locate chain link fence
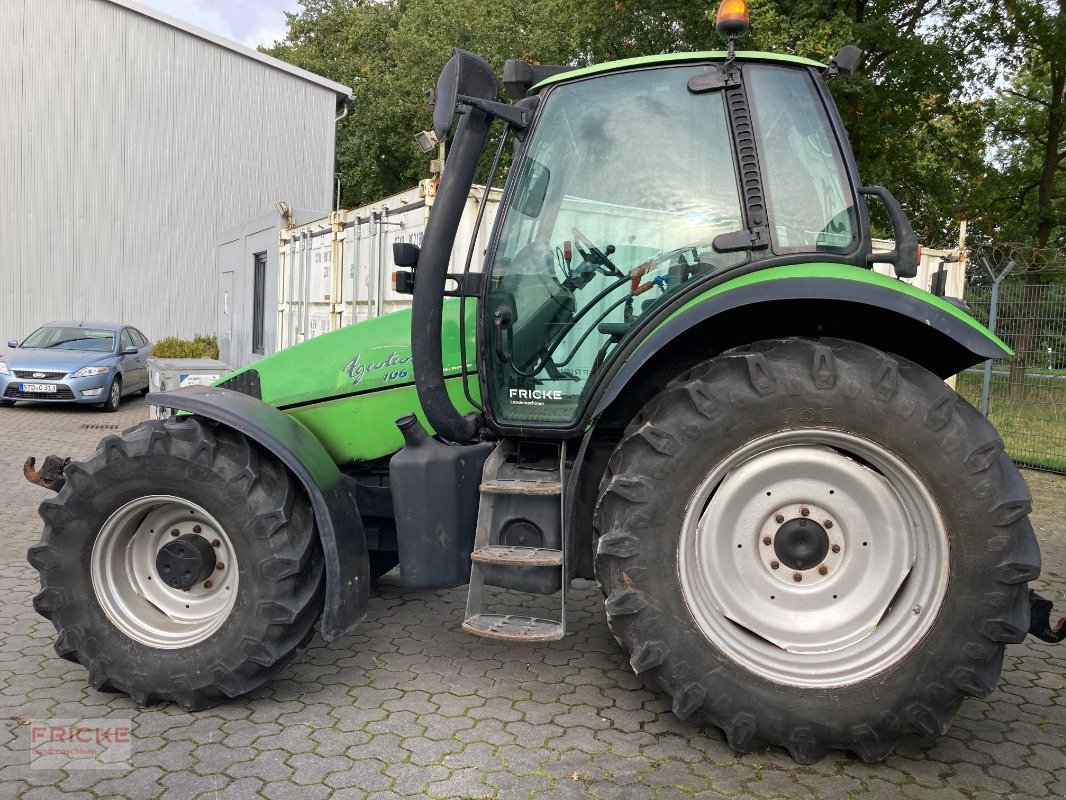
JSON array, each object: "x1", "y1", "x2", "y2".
[{"x1": 958, "y1": 243, "x2": 1066, "y2": 473}]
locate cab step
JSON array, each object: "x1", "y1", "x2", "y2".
[
  {"x1": 463, "y1": 440, "x2": 569, "y2": 642},
  {"x1": 461, "y1": 614, "x2": 565, "y2": 642},
  {"x1": 471, "y1": 545, "x2": 563, "y2": 567},
  {"x1": 479, "y1": 478, "x2": 562, "y2": 496}
]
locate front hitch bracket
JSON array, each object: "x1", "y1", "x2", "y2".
[
  {"x1": 24, "y1": 455, "x2": 71, "y2": 492},
  {"x1": 1029, "y1": 590, "x2": 1066, "y2": 643}
]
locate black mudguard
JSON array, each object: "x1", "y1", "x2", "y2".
[
  {"x1": 147, "y1": 386, "x2": 369, "y2": 641},
  {"x1": 594, "y1": 276, "x2": 1011, "y2": 417}
]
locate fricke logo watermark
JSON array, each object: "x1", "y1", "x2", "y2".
[{"x1": 28, "y1": 718, "x2": 132, "y2": 769}]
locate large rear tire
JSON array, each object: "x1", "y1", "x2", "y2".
[
  {"x1": 28, "y1": 416, "x2": 324, "y2": 710},
  {"x1": 594, "y1": 338, "x2": 1039, "y2": 763}
]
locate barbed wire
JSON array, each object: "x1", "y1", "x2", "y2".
[{"x1": 965, "y1": 242, "x2": 1066, "y2": 280}]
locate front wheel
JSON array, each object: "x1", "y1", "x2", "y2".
[
  {"x1": 100, "y1": 377, "x2": 121, "y2": 412},
  {"x1": 28, "y1": 417, "x2": 324, "y2": 709},
  {"x1": 594, "y1": 338, "x2": 1039, "y2": 763}
]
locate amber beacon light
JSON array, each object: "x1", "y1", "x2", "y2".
[{"x1": 716, "y1": 0, "x2": 751, "y2": 37}]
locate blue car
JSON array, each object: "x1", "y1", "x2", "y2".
[{"x1": 1, "y1": 321, "x2": 152, "y2": 412}]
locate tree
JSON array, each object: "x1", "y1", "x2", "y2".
[{"x1": 976, "y1": 0, "x2": 1065, "y2": 397}]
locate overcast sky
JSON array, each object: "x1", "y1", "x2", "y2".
[{"x1": 135, "y1": 0, "x2": 300, "y2": 49}]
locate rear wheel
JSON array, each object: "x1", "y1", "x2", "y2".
[
  {"x1": 28, "y1": 416, "x2": 324, "y2": 709},
  {"x1": 594, "y1": 338, "x2": 1039, "y2": 763}
]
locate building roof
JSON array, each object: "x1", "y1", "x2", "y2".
[
  {"x1": 532, "y1": 50, "x2": 825, "y2": 92},
  {"x1": 104, "y1": 0, "x2": 351, "y2": 100}
]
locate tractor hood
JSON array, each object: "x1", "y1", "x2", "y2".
[{"x1": 213, "y1": 300, "x2": 479, "y2": 463}]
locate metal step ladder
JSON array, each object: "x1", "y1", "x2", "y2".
[{"x1": 462, "y1": 440, "x2": 568, "y2": 642}]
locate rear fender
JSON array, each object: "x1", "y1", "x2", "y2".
[
  {"x1": 594, "y1": 268, "x2": 1010, "y2": 418},
  {"x1": 146, "y1": 385, "x2": 369, "y2": 641}
]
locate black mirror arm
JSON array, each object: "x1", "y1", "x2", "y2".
[
  {"x1": 859, "y1": 186, "x2": 920, "y2": 279},
  {"x1": 456, "y1": 95, "x2": 528, "y2": 130}
]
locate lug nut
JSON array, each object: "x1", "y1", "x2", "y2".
[
  {"x1": 770, "y1": 560, "x2": 780, "y2": 570},
  {"x1": 774, "y1": 514, "x2": 784, "y2": 524},
  {"x1": 762, "y1": 536, "x2": 772, "y2": 546},
  {"x1": 193, "y1": 524, "x2": 202, "y2": 533},
  {"x1": 170, "y1": 528, "x2": 179, "y2": 537},
  {"x1": 913, "y1": 606, "x2": 921, "y2": 616},
  {"x1": 824, "y1": 520, "x2": 833, "y2": 529},
  {"x1": 800, "y1": 507, "x2": 810, "y2": 517},
  {"x1": 793, "y1": 573, "x2": 803, "y2": 582},
  {"x1": 831, "y1": 544, "x2": 841, "y2": 553},
  {"x1": 211, "y1": 539, "x2": 221, "y2": 548},
  {"x1": 204, "y1": 580, "x2": 213, "y2": 589},
  {"x1": 216, "y1": 562, "x2": 224, "y2": 571},
  {"x1": 818, "y1": 565, "x2": 828, "y2": 576}
]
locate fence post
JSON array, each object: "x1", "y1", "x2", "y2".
[{"x1": 980, "y1": 257, "x2": 1015, "y2": 416}]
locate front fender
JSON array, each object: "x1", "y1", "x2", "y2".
[
  {"x1": 146, "y1": 385, "x2": 369, "y2": 641},
  {"x1": 594, "y1": 265, "x2": 1009, "y2": 417}
]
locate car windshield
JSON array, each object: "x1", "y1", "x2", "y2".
[{"x1": 22, "y1": 327, "x2": 116, "y2": 352}]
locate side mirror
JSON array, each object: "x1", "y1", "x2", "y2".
[
  {"x1": 122, "y1": 346, "x2": 139, "y2": 355},
  {"x1": 432, "y1": 49, "x2": 499, "y2": 142},
  {"x1": 512, "y1": 157, "x2": 551, "y2": 218},
  {"x1": 6, "y1": 340, "x2": 17, "y2": 349},
  {"x1": 828, "y1": 45, "x2": 863, "y2": 77},
  {"x1": 859, "y1": 186, "x2": 920, "y2": 279}
]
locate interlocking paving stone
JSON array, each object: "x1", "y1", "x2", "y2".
[{"x1": 0, "y1": 398, "x2": 1063, "y2": 797}]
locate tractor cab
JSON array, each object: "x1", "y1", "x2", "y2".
[{"x1": 403, "y1": 4, "x2": 916, "y2": 442}]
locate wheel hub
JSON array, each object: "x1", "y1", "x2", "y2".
[
  {"x1": 773, "y1": 517, "x2": 829, "y2": 571},
  {"x1": 156, "y1": 534, "x2": 216, "y2": 590},
  {"x1": 678, "y1": 431, "x2": 949, "y2": 688},
  {"x1": 90, "y1": 495, "x2": 238, "y2": 648}
]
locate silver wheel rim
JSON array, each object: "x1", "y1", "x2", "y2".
[
  {"x1": 90, "y1": 495, "x2": 238, "y2": 648},
  {"x1": 678, "y1": 430, "x2": 949, "y2": 688},
  {"x1": 109, "y1": 381, "x2": 120, "y2": 404}
]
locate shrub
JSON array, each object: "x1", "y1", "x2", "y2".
[{"x1": 150, "y1": 334, "x2": 220, "y2": 359}]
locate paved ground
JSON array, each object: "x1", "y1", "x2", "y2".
[{"x1": 0, "y1": 398, "x2": 1063, "y2": 799}]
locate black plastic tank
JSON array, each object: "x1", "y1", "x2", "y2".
[{"x1": 388, "y1": 414, "x2": 494, "y2": 588}]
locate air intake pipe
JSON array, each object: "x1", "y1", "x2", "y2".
[{"x1": 411, "y1": 50, "x2": 497, "y2": 443}]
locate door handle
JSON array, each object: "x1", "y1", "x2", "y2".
[{"x1": 493, "y1": 306, "x2": 513, "y2": 363}]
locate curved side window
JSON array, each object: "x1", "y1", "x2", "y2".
[{"x1": 746, "y1": 65, "x2": 857, "y2": 255}]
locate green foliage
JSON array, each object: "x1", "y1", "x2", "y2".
[
  {"x1": 150, "y1": 335, "x2": 220, "y2": 359},
  {"x1": 262, "y1": 0, "x2": 1061, "y2": 253}
]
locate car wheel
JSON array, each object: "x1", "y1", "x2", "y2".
[
  {"x1": 140, "y1": 386, "x2": 150, "y2": 397},
  {"x1": 101, "y1": 377, "x2": 122, "y2": 412}
]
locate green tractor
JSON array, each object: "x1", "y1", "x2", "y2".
[{"x1": 28, "y1": 3, "x2": 1059, "y2": 763}]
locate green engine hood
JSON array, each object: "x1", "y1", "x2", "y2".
[{"x1": 217, "y1": 299, "x2": 479, "y2": 463}]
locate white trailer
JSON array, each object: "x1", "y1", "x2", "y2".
[{"x1": 276, "y1": 181, "x2": 501, "y2": 351}]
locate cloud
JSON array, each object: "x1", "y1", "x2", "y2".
[{"x1": 134, "y1": 0, "x2": 299, "y2": 48}]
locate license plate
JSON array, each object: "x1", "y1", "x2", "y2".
[{"x1": 20, "y1": 383, "x2": 57, "y2": 393}]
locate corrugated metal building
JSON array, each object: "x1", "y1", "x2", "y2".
[{"x1": 0, "y1": 0, "x2": 350, "y2": 343}]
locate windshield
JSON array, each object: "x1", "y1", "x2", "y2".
[
  {"x1": 22, "y1": 326, "x2": 116, "y2": 352},
  {"x1": 486, "y1": 62, "x2": 856, "y2": 426}
]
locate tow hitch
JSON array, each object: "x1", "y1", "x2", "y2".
[
  {"x1": 1029, "y1": 590, "x2": 1066, "y2": 643},
  {"x1": 23, "y1": 455, "x2": 70, "y2": 492}
]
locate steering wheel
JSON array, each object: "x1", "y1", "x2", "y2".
[{"x1": 571, "y1": 226, "x2": 624, "y2": 278}]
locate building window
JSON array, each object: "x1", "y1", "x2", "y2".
[{"x1": 252, "y1": 252, "x2": 267, "y2": 355}]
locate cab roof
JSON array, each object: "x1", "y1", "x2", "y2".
[{"x1": 531, "y1": 50, "x2": 825, "y2": 92}]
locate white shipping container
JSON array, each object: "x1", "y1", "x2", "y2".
[{"x1": 277, "y1": 181, "x2": 501, "y2": 349}]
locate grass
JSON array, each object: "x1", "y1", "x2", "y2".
[{"x1": 956, "y1": 370, "x2": 1066, "y2": 473}]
